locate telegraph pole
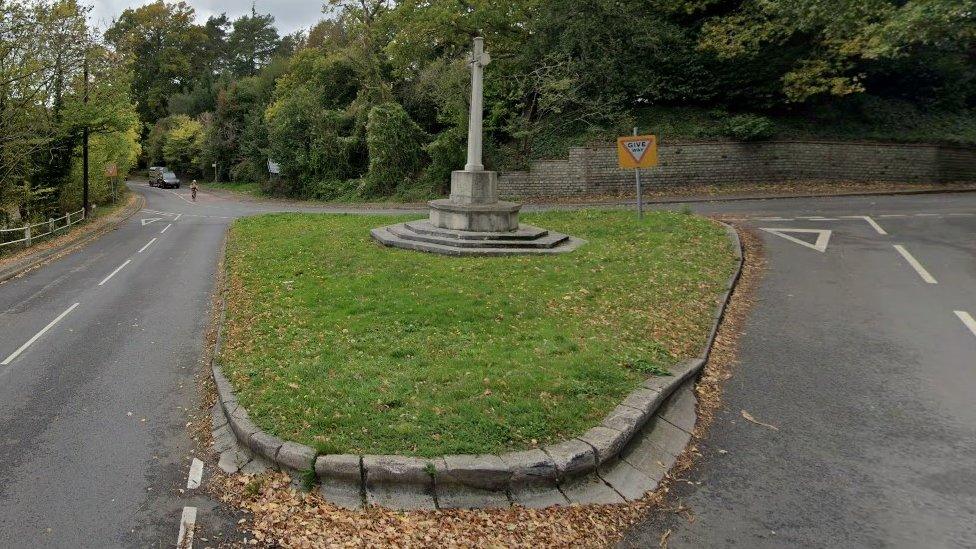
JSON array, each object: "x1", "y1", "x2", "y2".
[{"x1": 82, "y1": 51, "x2": 90, "y2": 218}]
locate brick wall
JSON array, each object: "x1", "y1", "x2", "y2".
[{"x1": 496, "y1": 140, "x2": 976, "y2": 198}]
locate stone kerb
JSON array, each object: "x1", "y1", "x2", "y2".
[{"x1": 211, "y1": 223, "x2": 744, "y2": 509}]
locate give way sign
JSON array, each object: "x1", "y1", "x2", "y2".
[{"x1": 617, "y1": 135, "x2": 658, "y2": 168}]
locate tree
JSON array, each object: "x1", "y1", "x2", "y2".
[
  {"x1": 104, "y1": 1, "x2": 208, "y2": 124},
  {"x1": 162, "y1": 114, "x2": 203, "y2": 176},
  {"x1": 226, "y1": 7, "x2": 281, "y2": 77},
  {"x1": 698, "y1": 0, "x2": 976, "y2": 103},
  {"x1": 1, "y1": 0, "x2": 139, "y2": 223}
]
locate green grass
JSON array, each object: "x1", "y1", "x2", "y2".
[
  {"x1": 201, "y1": 180, "x2": 264, "y2": 197},
  {"x1": 220, "y1": 210, "x2": 737, "y2": 456}
]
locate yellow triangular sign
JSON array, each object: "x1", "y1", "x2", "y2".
[{"x1": 617, "y1": 135, "x2": 658, "y2": 168}]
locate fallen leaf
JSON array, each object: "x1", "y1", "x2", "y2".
[{"x1": 741, "y1": 410, "x2": 778, "y2": 430}]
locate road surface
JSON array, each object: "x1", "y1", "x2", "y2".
[{"x1": 624, "y1": 192, "x2": 976, "y2": 548}]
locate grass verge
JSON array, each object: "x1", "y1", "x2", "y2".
[
  {"x1": 200, "y1": 180, "x2": 264, "y2": 197},
  {"x1": 221, "y1": 210, "x2": 737, "y2": 456}
]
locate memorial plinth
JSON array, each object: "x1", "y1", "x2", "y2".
[{"x1": 372, "y1": 38, "x2": 583, "y2": 256}]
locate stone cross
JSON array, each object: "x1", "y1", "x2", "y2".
[{"x1": 465, "y1": 37, "x2": 491, "y2": 172}]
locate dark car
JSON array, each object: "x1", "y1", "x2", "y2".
[{"x1": 159, "y1": 171, "x2": 181, "y2": 189}]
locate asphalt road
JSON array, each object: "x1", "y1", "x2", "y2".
[
  {"x1": 624, "y1": 192, "x2": 976, "y2": 548},
  {"x1": 1, "y1": 183, "x2": 974, "y2": 547},
  {"x1": 0, "y1": 182, "x2": 415, "y2": 548}
]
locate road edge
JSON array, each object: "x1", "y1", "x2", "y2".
[
  {"x1": 0, "y1": 193, "x2": 145, "y2": 284},
  {"x1": 209, "y1": 219, "x2": 745, "y2": 509}
]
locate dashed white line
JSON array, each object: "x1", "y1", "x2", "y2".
[
  {"x1": 98, "y1": 260, "x2": 132, "y2": 286},
  {"x1": 176, "y1": 506, "x2": 197, "y2": 548},
  {"x1": 893, "y1": 245, "x2": 937, "y2": 284},
  {"x1": 2, "y1": 303, "x2": 80, "y2": 365},
  {"x1": 955, "y1": 311, "x2": 976, "y2": 338},
  {"x1": 915, "y1": 213, "x2": 939, "y2": 217},
  {"x1": 138, "y1": 238, "x2": 157, "y2": 253},
  {"x1": 143, "y1": 209, "x2": 176, "y2": 217},
  {"x1": 161, "y1": 223, "x2": 172, "y2": 234},
  {"x1": 174, "y1": 213, "x2": 183, "y2": 221},
  {"x1": 187, "y1": 458, "x2": 204, "y2": 489},
  {"x1": 878, "y1": 214, "x2": 908, "y2": 218}
]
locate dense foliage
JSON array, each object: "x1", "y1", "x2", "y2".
[
  {"x1": 1, "y1": 0, "x2": 140, "y2": 228},
  {"x1": 112, "y1": 0, "x2": 975, "y2": 200},
  {"x1": 2, "y1": 1, "x2": 972, "y2": 212}
]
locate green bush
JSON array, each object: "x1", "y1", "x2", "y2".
[
  {"x1": 162, "y1": 115, "x2": 204, "y2": 175},
  {"x1": 361, "y1": 102, "x2": 427, "y2": 198},
  {"x1": 419, "y1": 127, "x2": 465, "y2": 195},
  {"x1": 722, "y1": 114, "x2": 776, "y2": 141},
  {"x1": 265, "y1": 89, "x2": 358, "y2": 198}
]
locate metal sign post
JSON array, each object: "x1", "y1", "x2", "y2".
[
  {"x1": 633, "y1": 127, "x2": 643, "y2": 219},
  {"x1": 616, "y1": 130, "x2": 658, "y2": 221}
]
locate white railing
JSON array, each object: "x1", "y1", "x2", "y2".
[{"x1": 0, "y1": 208, "x2": 86, "y2": 250}]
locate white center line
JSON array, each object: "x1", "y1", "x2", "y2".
[
  {"x1": 2, "y1": 303, "x2": 80, "y2": 365},
  {"x1": 174, "y1": 213, "x2": 183, "y2": 221},
  {"x1": 955, "y1": 311, "x2": 976, "y2": 338},
  {"x1": 187, "y1": 458, "x2": 204, "y2": 489},
  {"x1": 99, "y1": 259, "x2": 132, "y2": 286},
  {"x1": 138, "y1": 238, "x2": 157, "y2": 253},
  {"x1": 176, "y1": 506, "x2": 197, "y2": 548},
  {"x1": 879, "y1": 214, "x2": 907, "y2": 218},
  {"x1": 161, "y1": 223, "x2": 172, "y2": 234},
  {"x1": 893, "y1": 245, "x2": 937, "y2": 284}
]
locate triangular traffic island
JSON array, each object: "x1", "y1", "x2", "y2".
[
  {"x1": 760, "y1": 228, "x2": 832, "y2": 252},
  {"x1": 371, "y1": 38, "x2": 584, "y2": 257}
]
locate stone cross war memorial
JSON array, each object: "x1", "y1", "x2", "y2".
[{"x1": 371, "y1": 37, "x2": 584, "y2": 256}]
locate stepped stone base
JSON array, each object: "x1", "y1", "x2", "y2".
[
  {"x1": 373, "y1": 169, "x2": 583, "y2": 256},
  {"x1": 371, "y1": 220, "x2": 585, "y2": 256},
  {"x1": 429, "y1": 198, "x2": 521, "y2": 232}
]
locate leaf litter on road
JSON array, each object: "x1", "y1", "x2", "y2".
[{"x1": 740, "y1": 410, "x2": 779, "y2": 431}]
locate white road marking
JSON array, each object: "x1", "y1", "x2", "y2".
[
  {"x1": 140, "y1": 208, "x2": 231, "y2": 220},
  {"x1": 138, "y1": 238, "x2": 157, "y2": 253},
  {"x1": 893, "y1": 245, "x2": 937, "y2": 284},
  {"x1": 98, "y1": 260, "x2": 132, "y2": 286},
  {"x1": 840, "y1": 215, "x2": 888, "y2": 235},
  {"x1": 161, "y1": 224, "x2": 172, "y2": 234},
  {"x1": 142, "y1": 209, "x2": 177, "y2": 217},
  {"x1": 760, "y1": 228, "x2": 832, "y2": 252},
  {"x1": 915, "y1": 213, "x2": 939, "y2": 217},
  {"x1": 176, "y1": 506, "x2": 197, "y2": 548},
  {"x1": 955, "y1": 311, "x2": 976, "y2": 338},
  {"x1": 797, "y1": 216, "x2": 839, "y2": 221},
  {"x1": 2, "y1": 303, "x2": 80, "y2": 365},
  {"x1": 879, "y1": 214, "x2": 907, "y2": 218},
  {"x1": 169, "y1": 190, "x2": 196, "y2": 205},
  {"x1": 174, "y1": 213, "x2": 183, "y2": 221},
  {"x1": 946, "y1": 213, "x2": 975, "y2": 217},
  {"x1": 187, "y1": 458, "x2": 204, "y2": 489},
  {"x1": 756, "y1": 217, "x2": 793, "y2": 221},
  {"x1": 141, "y1": 218, "x2": 163, "y2": 226}
]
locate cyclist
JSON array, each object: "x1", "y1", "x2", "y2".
[{"x1": 190, "y1": 180, "x2": 198, "y2": 201}]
